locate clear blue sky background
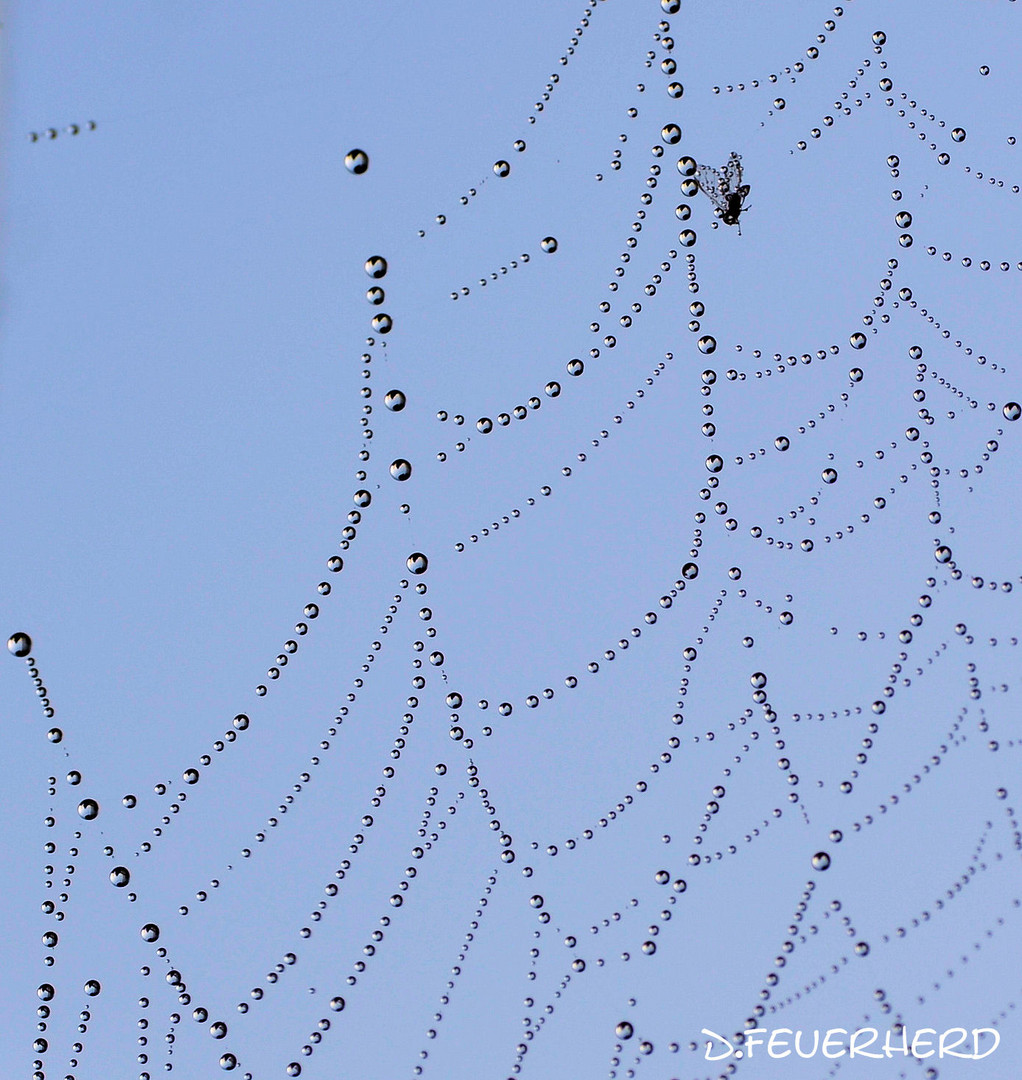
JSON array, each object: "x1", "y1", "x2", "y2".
[{"x1": 3, "y1": 2, "x2": 1022, "y2": 1078}]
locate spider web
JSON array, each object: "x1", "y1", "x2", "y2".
[{"x1": 3, "y1": 2, "x2": 1022, "y2": 1078}]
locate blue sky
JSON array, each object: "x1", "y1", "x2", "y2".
[{"x1": 3, "y1": 3, "x2": 1022, "y2": 1078}]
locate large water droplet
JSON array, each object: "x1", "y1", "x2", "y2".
[
  {"x1": 390, "y1": 459, "x2": 412, "y2": 481},
  {"x1": 541, "y1": 236, "x2": 558, "y2": 253},
  {"x1": 811, "y1": 851, "x2": 831, "y2": 871},
  {"x1": 384, "y1": 389, "x2": 406, "y2": 411},
  {"x1": 344, "y1": 149, "x2": 369, "y2": 174},
  {"x1": 7, "y1": 631, "x2": 31, "y2": 656},
  {"x1": 407, "y1": 552, "x2": 428, "y2": 574},
  {"x1": 78, "y1": 798, "x2": 99, "y2": 820},
  {"x1": 364, "y1": 255, "x2": 387, "y2": 278}
]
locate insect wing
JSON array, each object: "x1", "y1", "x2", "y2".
[
  {"x1": 722, "y1": 152, "x2": 744, "y2": 190},
  {"x1": 695, "y1": 164, "x2": 729, "y2": 213}
]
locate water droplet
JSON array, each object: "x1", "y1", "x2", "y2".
[
  {"x1": 681, "y1": 562, "x2": 699, "y2": 580},
  {"x1": 140, "y1": 923, "x2": 160, "y2": 942},
  {"x1": 220, "y1": 1055, "x2": 237, "y2": 1071},
  {"x1": 849, "y1": 332, "x2": 866, "y2": 349},
  {"x1": 661, "y1": 123, "x2": 681, "y2": 144},
  {"x1": 390, "y1": 459, "x2": 412, "y2": 481},
  {"x1": 344, "y1": 149, "x2": 369, "y2": 174},
  {"x1": 697, "y1": 336, "x2": 716, "y2": 354},
  {"x1": 811, "y1": 851, "x2": 831, "y2": 871},
  {"x1": 617, "y1": 1021, "x2": 635, "y2": 1039},
  {"x1": 854, "y1": 941, "x2": 870, "y2": 956},
  {"x1": 384, "y1": 389, "x2": 406, "y2": 411},
  {"x1": 951, "y1": 128, "x2": 966, "y2": 143},
  {"x1": 78, "y1": 799, "x2": 99, "y2": 820},
  {"x1": 84, "y1": 979, "x2": 101, "y2": 996},
  {"x1": 541, "y1": 236, "x2": 558, "y2": 253},
  {"x1": 364, "y1": 255, "x2": 387, "y2": 278},
  {"x1": 38, "y1": 983, "x2": 55, "y2": 1001},
  {"x1": 774, "y1": 436, "x2": 790, "y2": 451},
  {"x1": 407, "y1": 552, "x2": 428, "y2": 574},
  {"x1": 330, "y1": 996, "x2": 345, "y2": 1011},
  {"x1": 1002, "y1": 402, "x2": 1020, "y2": 421},
  {"x1": 7, "y1": 631, "x2": 31, "y2": 656},
  {"x1": 493, "y1": 160, "x2": 510, "y2": 177},
  {"x1": 872, "y1": 30, "x2": 887, "y2": 45},
  {"x1": 822, "y1": 468, "x2": 837, "y2": 484},
  {"x1": 110, "y1": 866, "x2": 130, "y2": 887},
  {"x1": 371, "y1": 313, "x2": 392, "y2": 334}
]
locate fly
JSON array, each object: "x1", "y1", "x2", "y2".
[{"x1": 696, "y1": 152, "x2": 751, "y2": 234}]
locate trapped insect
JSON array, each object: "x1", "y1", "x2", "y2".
[{"x1": 696, "y1": 152, "x2": 751, "y2": 233}]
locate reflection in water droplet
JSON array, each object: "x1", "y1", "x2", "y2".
[
  {"x1": 849, "y1": 332, "x2": 866, "y2": 349},
  {"x1": 617, "y1": 1021, "x2": 634, "y2": 1039},
  {"x1": 7, "y1": 631, "x2": 31, "y2": 656},
  {"x1": 371, "y1": 313, "x2": 393, "y2": 334},
  {"x1": 390, "y1": 459, "x2": 412, "y2": 481},
  {"x1": 84, "y1": 979, "x2": 101, "y2": 996},
  {"x1": 493, "y1": 160, "x2": 510, "y2": 177},
  {"x1": 384, "y1": 389, "x2": 406, "y2": 411},
  {"x1": 1003, "y1": 402, "x2": 1020, "y2": 421},
  {"x1": 78, "y1": 799, "x2": 99, "y2": 820},
  {"x1": 140, "y1": 923, "x2": 160, "y2": 942},
  {"x1": 407, "y1": 552, "x2": 428, "y2": 574},
  {"x1": 364, "y1": 255, "x2": 387, "y2": 279},
  {"x1": 110, "y1": 866, "x2": 130, "y2": 887},
  {"x1": 344, "y1": 149, "x2": 369, "y2": 174},
  {"x1": 811, "y1": 851, "x2": 831, "y2": 871},
  {"x1": 540, "y1": 236, "x2": 558, "y2": 254},
  {"x1": 697, "y1": 336, "x2": 716, "y2": 354}
]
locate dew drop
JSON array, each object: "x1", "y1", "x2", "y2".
[
  {"x1": 364, "y1": 255, "x2": 388, "y2": 279},
  {"x1": 78, "y1": 799, "x2": 99, "y2": 820},
  {"x1": 7, "y1": 631, "x2": 31, "y2": 656},
  {"x1": 390, "y1": 459, "x2": 412, "y2": 481},
  {"x1": 344, "y1": 149, "x2": 369, "y2": 174},
  {"x1": 541, "y1": 236, "x2": 558, "y2": 253},
  {"x1": 697, "y1": 335, "x2": 716, "y2": 354},
  {"x1": 407, "y1": 552, "x2": 429, "y2": 574},
  {"x1": 811, "y1": 851, "x2": 831, "y2": 871}
]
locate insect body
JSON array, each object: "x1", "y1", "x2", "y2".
[{"x1": 696, "y1": 152, "x2": 751, "y2": 233}]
